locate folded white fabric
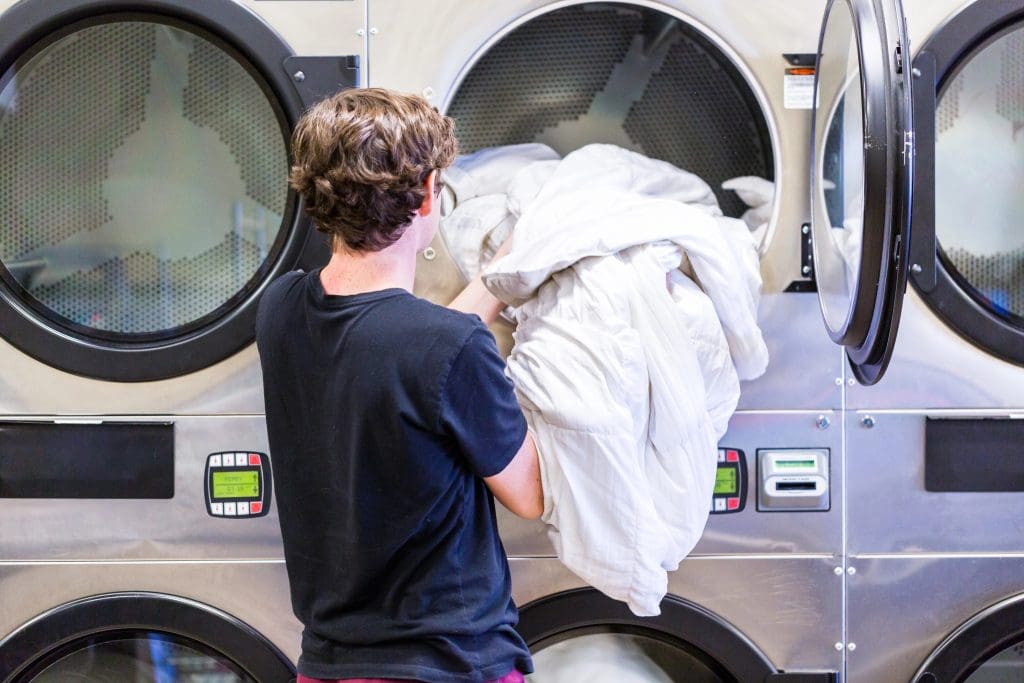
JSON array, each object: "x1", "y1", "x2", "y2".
[{"x1": 483, "y1": 144, "x2": 768, "y2": 616}]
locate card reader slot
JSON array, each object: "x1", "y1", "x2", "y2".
[{"x1": 776, "y1": 481, "x2": 817, "y2": 491}]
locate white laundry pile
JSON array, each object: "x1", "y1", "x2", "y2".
[{"x1": 443, "y1": 144, "x2": 769, "y2": 616}]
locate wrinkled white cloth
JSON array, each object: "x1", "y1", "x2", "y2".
[
  {"x1": 722, "y1": 175, "x2": 774, "y2": 254},
  {"x1": 441, "y1": 144, "x2": 560, "y2": 280},
  {"x1": 482, "y1": 145, "x2": 768, "y2": 617}
]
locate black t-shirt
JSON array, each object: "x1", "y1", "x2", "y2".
[{"x1": 255, "y1": 269, "x2": 533, "y2": 682}]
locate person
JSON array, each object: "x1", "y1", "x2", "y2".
[{"x1": 255, "y1": 87, "x2": 542, "y2": 683}]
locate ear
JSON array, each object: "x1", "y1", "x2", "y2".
[{"x1": 417, "y1": 170, "x2": 437, "y2": 217}]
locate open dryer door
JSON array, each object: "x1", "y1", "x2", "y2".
[{"x1": 810, "y1": 0, "x2": 914, "y2": 385}]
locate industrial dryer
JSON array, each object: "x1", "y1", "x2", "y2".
[
  {"x1": 808, "y1": 0, "x2": 1024, "y2": 680},
  {"x1": 0, "y1": 0, "x2": 362, "y2": 678},
  {"x1": 372, "y1": 1, "x2": 845, "y2": 679}
]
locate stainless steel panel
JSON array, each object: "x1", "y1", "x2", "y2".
[
  {"x1": 0, "y1": 341, "x2": 266, "y2": 416},
  {"x1": 847, "y1": 410, "x2": 1024, "y2": 555},
  {"x1": 239, "y1": 0, "x2": 366, "y2": 81},
  {"x1": 0, "y1": 561, "x2": 301, "y2": 665},
  {"x1": 849, "y1": 291, "x2": 1024, "y2": 410},
  {"x1": 510, "y1": 555, "x2": 843, "y2": 672},
  {"x1": 499, "y1": 410, "x2": 842, "y2": 557},
  {"x1": 846, "y1": 555, "x2": 1024, "y2": 683},
  {"x1": 0, "y1": 416, "x2": 284, "y2": 561},
  {"x1": 737, "y1": 293, "x2": 843, "y2": 410}
]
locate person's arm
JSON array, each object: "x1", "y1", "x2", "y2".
[
  {"x1": 484, "y1": 431, "x2": 542, "y2": 519},
  {"x1": 447, "y1": 235, "x2": 512, "y2": 325}
]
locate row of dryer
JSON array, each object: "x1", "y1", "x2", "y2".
[{"x1": 0, "y1": 0, "x2": 1021, "y2": 681}]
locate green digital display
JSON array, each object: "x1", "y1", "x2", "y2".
[
  {"x1": 777, "y1": 460, "x2": 815, "y2": 469},
  {"x1": 714, "y1": 467, "x2": 737, "y2": 495},
  {"x1": 212, "y1": 470, "x2": 259, "y2": 500}
]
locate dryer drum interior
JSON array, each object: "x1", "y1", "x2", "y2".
[{"x1": 444, "y1": 2, "x2": 775, "y2": 220}]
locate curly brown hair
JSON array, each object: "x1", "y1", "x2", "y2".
[{"x1": 288, "y1": 88, "x2": 458, "y2": 252}]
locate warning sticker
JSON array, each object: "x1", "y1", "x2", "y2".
[{"x1": 784, "y1": 67, "x2": 816, "y2": 110}]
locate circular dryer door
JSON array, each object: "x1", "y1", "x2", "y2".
[
  {"x1": 0, "y1": 593, "x2": 294, "y2": 681},
  {"x1": 810, "y1": 0, "x2": 914, "y2": 385},
  {"x1": 516, "y1": 589, "x2": 777, "y2": 682},
  {"x1": 0, "y1": 0, "x2": 335, "y2": 382},
  {"x1": 914, "y1": 593, "x2": 1024, "y2": 682},
  {"x1": 908, "y1": 0, "x2": 1024, "y2": 367}
]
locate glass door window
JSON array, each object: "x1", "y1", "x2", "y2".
[
  {"x1": 29, "y1": 632, "x2": 254, "y2": 682},
  {"x1": 528, "y1": 631, "x2": 729, "y2": 682},
  {"x1": 0, "y1": 20, "x2": 289, "y2": 340},
  {"x1": 934, "y1": 27, "x2": 1024, "y2": 328}
]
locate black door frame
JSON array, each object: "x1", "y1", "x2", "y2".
[{"x1": 0, "y1": 592, "x2": 296, "y2": 682}]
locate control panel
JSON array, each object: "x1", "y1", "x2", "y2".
[
  {"x1": 757, "y1": 449, "x2": 830, "y2": 512},
  {"x1": 205, "y1": 451, "x2": 271, "y2": 518},
  {"x1": 710, "y1": 448, "x2": 747, "y2": 514}
]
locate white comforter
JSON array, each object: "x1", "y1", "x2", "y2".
[{"x1": 469, "y1": 144, "x2": 768, "y2": 616}]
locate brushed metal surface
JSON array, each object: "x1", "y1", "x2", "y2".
[
  {"x1": 847, "y1": 410, "x2": 1024, "y2": 555},
  {"x1": 846, "y1": 555, "x2": 1024, "y2": 683},
  {"x1": 0, "y1": 561, "x2": 302, "y2": 666},
  {"x1": 510, "y1": 555, "x2": 843, "y2": 673},
  {"x1": 848, "y1": 290, "x2": 1024, "y2": 410},
  {"x1": 498, "y1": 410, "x2": 843, "y2": 557},
  {"x1": 0, "y1": 416, "x2": 285, "y2": 561}
]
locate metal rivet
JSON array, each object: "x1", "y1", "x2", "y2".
[
  {"x1": 911, "y1": 263, "x2": 923, "y2": 274},
  {"x1": 912, "y1": 67, "x2": 922, "y2": 77},
  {"x1": 848, "y1": 378, "x2": 856, "y2": 386},
  {"x1": 861, "y1": 415, "x2": 876, "y2": 428},
  {"x1": 292, "y1": 71, "x2": 305, "y2": 82},
  {"x1": 833, "y1": 566, "x2": 843, "y2": 576},
  {"x1": 369, "y1": 27, "x2": 379, "y2": 35},
  {"x1": 422, "y1": 87, "x2": 435, "y2": 100},
  {"x1": 802, "y1": 265, "x2": 811, "y2": 275},
  {"x1": 834, "y1": 642, "x2": 844, "y2": 652},
  {"x1": 816, "y1": 415, "x2": 831, "y2": 430},
  {"x1": 847, "y1": 566, "x2": 856, "y2": 575},
  {"x1": 356, "y1": 28, "x2": 366, "y2": 36},
  {"x1": 802, "y1": 224, "x2": 810, "y2": 235},
  {"x1": 835, "y1": 377, "x2": 843, "y2": 386},
  {"x1": 848, "y1": 643, "x2": 857, "y2": 652},
  {"x1": 422, "y1": 247, "x2": 437, "y2": 261}
]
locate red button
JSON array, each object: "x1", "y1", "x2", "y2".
[
  {"x1": 726, "y1": 450, "x2": 739, "y2": 462},
  {"x1": 249, "y1": 454, "x2": 261, "y2": 466},
  {"x1": 249, "y1": 502, "x2": 263, "y2": 514},
  {"x1": 727, "y1": 498, "x2": 740, "y2": 510}
]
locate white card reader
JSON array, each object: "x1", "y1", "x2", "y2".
[{"x1": 757, "y1": 449, "x2": 829, "y2": 511}]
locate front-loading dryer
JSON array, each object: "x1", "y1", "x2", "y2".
[
  {"x1": 0, "y1": 0, "x2": 364, "y2": 679},
  {"x1": 370, "y1": 1, "x2": 845, "y2": 679},
  {"x1": 807, "y1": 0, "x2": 1024, "y2": 679}
]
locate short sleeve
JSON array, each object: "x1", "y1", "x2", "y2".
[{"x1": 440, "y1": 326, "x2": 527, "y2": 478}]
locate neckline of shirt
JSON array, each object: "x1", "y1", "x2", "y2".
[{"x1": 308, "y1": 268, "x2": 410, "y2": 308}]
